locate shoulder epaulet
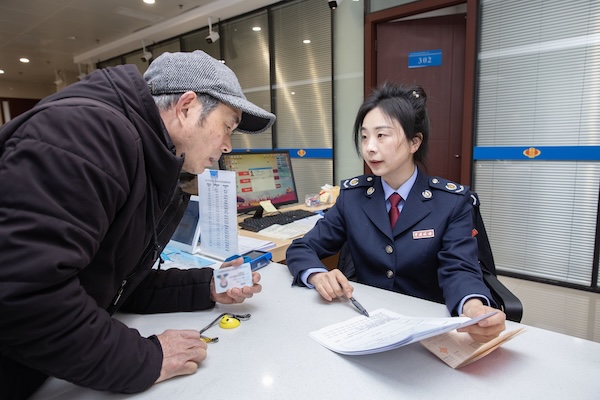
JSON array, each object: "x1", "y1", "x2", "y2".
[
  {"x1": 340, "y1": 175, "x2": 375, "y2": 190},
  {"x1": 429, "y1": 176, "x2": 469, "y2": 195}
]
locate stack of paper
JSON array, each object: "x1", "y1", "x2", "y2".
[
  {"x1": 309, "y1": 308, "x2": 497, "y2": 356},
  {"x1": 257, "y1": 214, "x2": 323, "y2": 239},
  {"x1": 238, "y1": 234, "x2": 275, "y2": 254}
]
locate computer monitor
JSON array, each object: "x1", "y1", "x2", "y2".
[
  {"x1": 167, "y1": 195, "x2": 202, "y2": 254},
  {"x1": 219, "y1": 150, "x2": 299, "y2": 217}
]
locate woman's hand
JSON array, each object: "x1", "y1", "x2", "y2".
[
  {"x1": 458, "y1": 298, "x2": 506, "y2": 342},
  {"x1": 308, "y1": 269, "x2": 354, "y2": 301}
]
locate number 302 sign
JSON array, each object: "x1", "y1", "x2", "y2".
[{"x1": 408, "y1": 49, "x2": 442, "y2": 69}]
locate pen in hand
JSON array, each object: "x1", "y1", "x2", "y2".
[{"x1": 350, "y1": 297, "x2": 370, "y2": 317}]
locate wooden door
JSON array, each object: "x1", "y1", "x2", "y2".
[{"x1": 375, "y1": 13, "x2": 466, "y2": 184}]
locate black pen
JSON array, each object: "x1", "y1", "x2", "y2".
[{"x1": 350, "y1": 297, "x2": 370, "y2": 317}]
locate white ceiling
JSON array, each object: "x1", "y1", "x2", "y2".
[{"x1": 0, "y1": 0, "x2": 280, "y2": 85}]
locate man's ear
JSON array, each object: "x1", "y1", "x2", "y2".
[{"x1": 175, "y1": 91, "x2": 198, "y2": 122}]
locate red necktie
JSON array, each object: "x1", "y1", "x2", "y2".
[{"x1": 388, "y1": 192, "x2": 402, "y2": 228}]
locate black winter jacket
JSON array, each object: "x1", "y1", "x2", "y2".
[{"x1": 0, "y1": 65, "x2": 216, "y2": 398}]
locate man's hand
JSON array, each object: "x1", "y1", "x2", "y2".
[
  {"x1": 155, "y1": 329, "x2": 208, "y2": 384},
  {"x1": 457, "y1": 298, "x2": 506, "y2": 342},
  {"x1": 307, "y1": 269, "x2": 353, "y2": 301},
  {"x1": 210, "y1": 257, "x2": 262, "y2": 304}
]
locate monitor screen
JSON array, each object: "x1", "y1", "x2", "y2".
[
  {"x1": 219, "y1": 150, "x2": 299, "y2": 213},
  {"x1": 168, "y1": 195, "x2": 201, "y2": 254}
]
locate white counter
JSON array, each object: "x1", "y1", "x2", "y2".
[{"x1": 33, "y1": 262, "x2": 599, "y2": 399}]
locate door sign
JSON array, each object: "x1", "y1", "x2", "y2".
[{"x1": 408, "y1": 49, "x2": 442, "y2": 68}]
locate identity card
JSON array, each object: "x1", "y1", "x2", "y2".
[{"x1": 213, "y1": 263, "x2": 253, "y2": 294}]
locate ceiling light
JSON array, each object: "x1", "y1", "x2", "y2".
[
  {"x1": 0, "y1": 70, "x2": 4, "y2": 74},
  {"x1": 252, "y1": 27, "x2": 261, "y2": 31},
  {"x1": 143, "y1": 0, "x2": 155, "y2": 4},
  {"x1": 20, "y1": 58, "x2": 30, "y2": 63},
  {"x1": 303, "y1": 39, "x2": 311, "y2": 44}
]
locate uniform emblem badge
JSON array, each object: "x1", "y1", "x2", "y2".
[
  {"x1": 432, "y1": 178, "x2": 439, "y2": 184},
  {"x1": 367, "y1": 176, "x2": 373, "y2": 182},
  {"x1": 422, "y1": 190, "x2": 432, "y2": 199},
  {"x1": 445, "y1": 182, "x2": 457, "y2": 191},
  {"x1": 366, "y1": 187, "x2": 375, "y2": 195},
  {"x1": 350, "y1": 178, "x2": 359, "y2": 186}
]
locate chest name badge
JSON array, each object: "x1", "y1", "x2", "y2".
[{"x1": 413, "y1": 229, "x2": 435, "y2": 239}]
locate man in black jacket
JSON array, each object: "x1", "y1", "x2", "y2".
[{"x1": 0, "y1": 51, "x2": 275, "y2": 399}]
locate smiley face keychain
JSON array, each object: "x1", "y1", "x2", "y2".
[
  {"x1": 219, "y1": 315, "x2": 241, "y2": 329},
  {"x1": 199, "y1": 313, "x2": 251, "y2": 342}
]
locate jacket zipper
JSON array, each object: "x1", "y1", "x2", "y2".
[
  {"x1": 113, "y1": 279, "x2": 127, "y2": 306},
  {"x1": 111, "y1": 184, "x2": 185, "y2": 308}
]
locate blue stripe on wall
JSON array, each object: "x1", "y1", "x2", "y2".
[
  {"x1": 233, "y1": 148, "x2": 333, "y2": 159},
  {"x1": 473, "y1": 146, "x2": 600, "y2": 161}
]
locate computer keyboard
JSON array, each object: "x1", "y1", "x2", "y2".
[{"x1": 239, "y1": 209, "x2": 319, "y2": 232}]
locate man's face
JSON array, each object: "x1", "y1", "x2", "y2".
[{"x1": 170, "y1": 93, "x2": 241, "y2": 174}]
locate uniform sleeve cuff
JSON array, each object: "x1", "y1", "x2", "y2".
[
  {"x1": 300, "y1": 267, "x2": 329, "y2": 288},
  {"x1": 458, "y1": 294, "x2": 491, "y2": 315}
]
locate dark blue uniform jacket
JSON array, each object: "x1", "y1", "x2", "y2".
[{"x1": 286, "y1": 170, "x2": 494, "y2": 315}]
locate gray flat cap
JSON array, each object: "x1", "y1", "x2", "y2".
[{"x1": 144, "y1": 50, "x2": 275, "y2": 134}]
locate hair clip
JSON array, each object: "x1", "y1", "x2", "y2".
[{"x1": 412, "y1": 90, "x2": 420, "y2": 98}]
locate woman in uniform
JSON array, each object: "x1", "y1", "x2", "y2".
[{"x1": 286, "y1": 83, "x2": 506, "y2": 341}]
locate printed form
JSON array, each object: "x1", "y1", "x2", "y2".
[{"x1": 309, "y1": 308, "x2": 497, "y2": 356}]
